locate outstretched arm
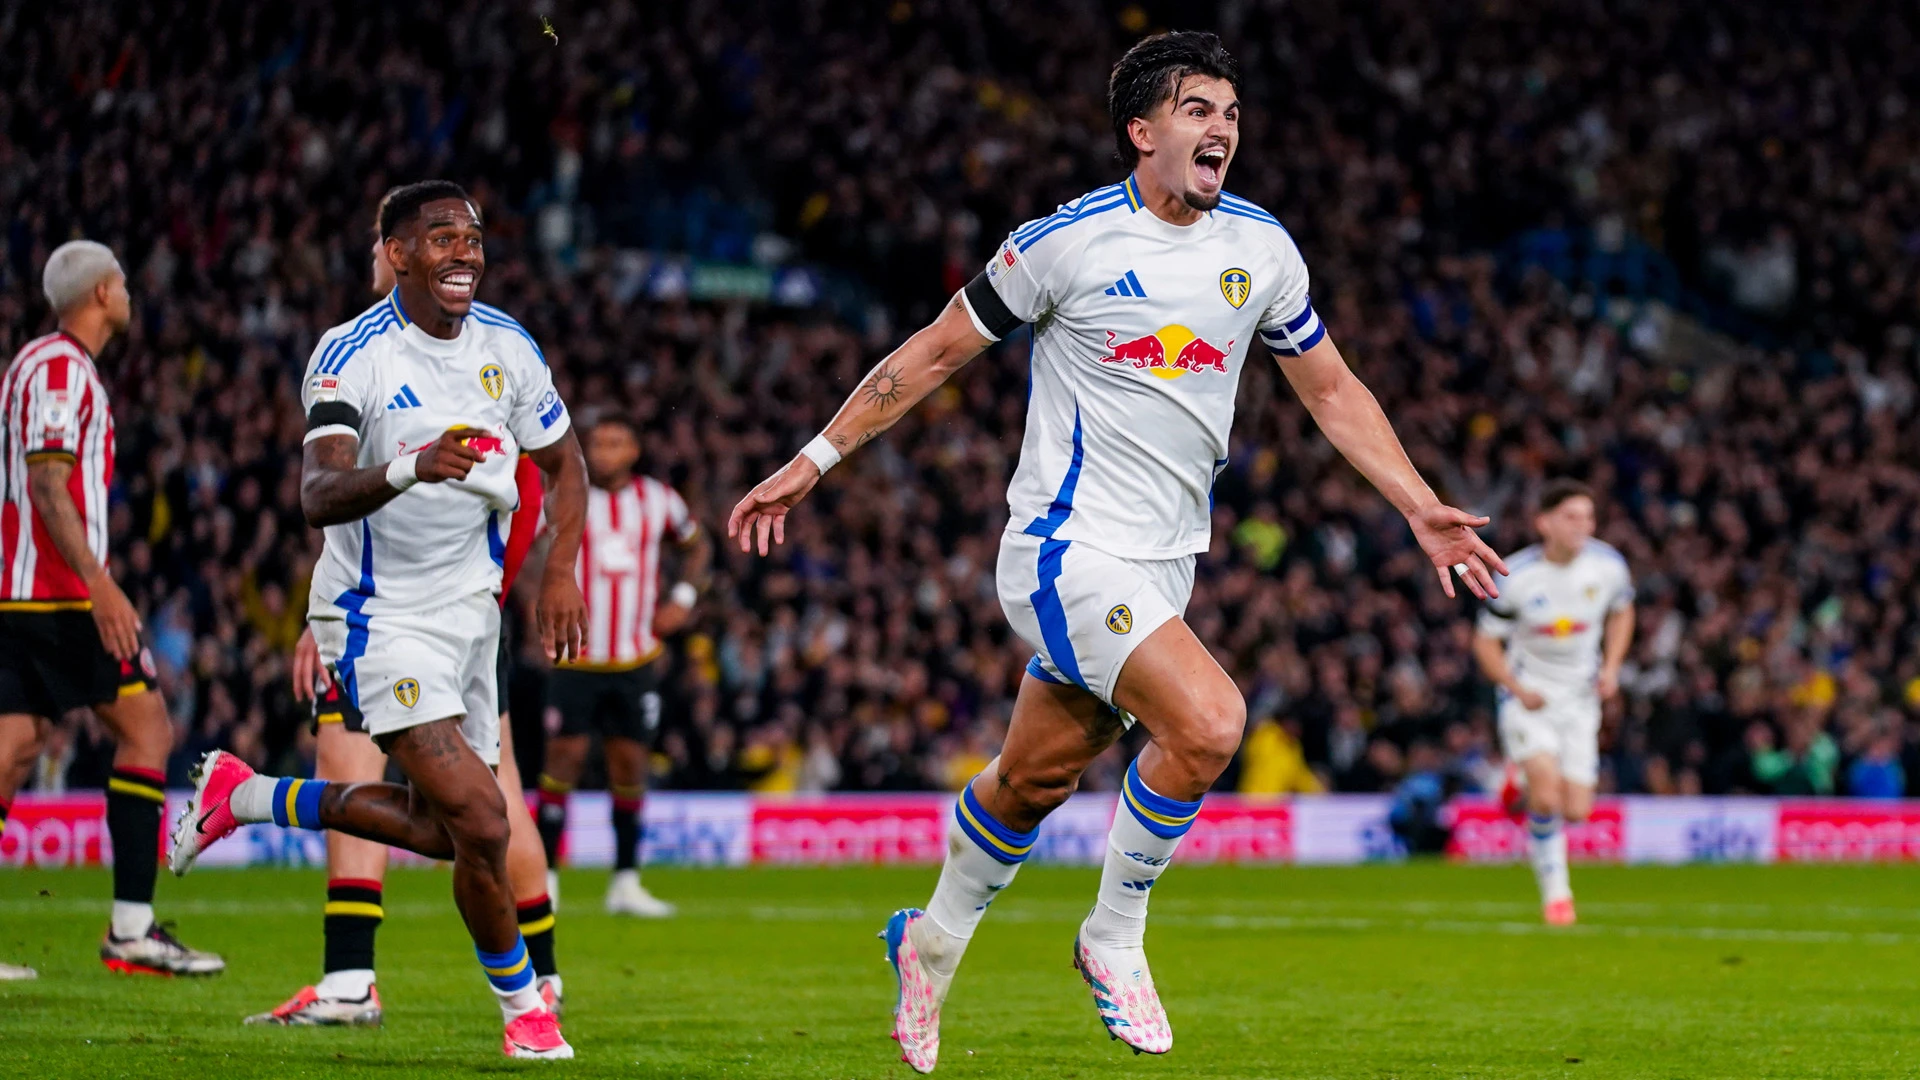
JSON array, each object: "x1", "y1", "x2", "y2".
[
  {"x1": 1275, "y1": 335, "x2": 1508, "y2": 599},
  {"x1": 728, "y1": 293, "x2": 993, "y2": 554}
]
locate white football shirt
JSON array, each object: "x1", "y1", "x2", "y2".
[
  {"x1": 301, "y1": 292, "x2": 571, "y2": 617},
  {"x1": 962, "y1": 176, "x2": 1323, "y2": 559},
  {"x1": 1476, "y1": 540, "x2": 1635, "y2": 687}
]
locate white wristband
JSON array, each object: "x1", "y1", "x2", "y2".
[
  {"x1": 386, "y1": 453, "x2": 421, "y2": 492},
  {"x1": 799, "y1": 434, "x2": 842, "y2": 475},
  {"x1": 670, "y1": 581, "x2": 698, "y2": 608}
]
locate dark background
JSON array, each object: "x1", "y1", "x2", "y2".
[{"x1": 4, "y1": 0, "x2": 1918, "y2": 801}]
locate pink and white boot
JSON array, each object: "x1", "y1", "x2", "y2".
[
  {"x1": 1073, "y1": 915, "x2": 1173, "y2": 1056},
  {"x1": 502, "y1": 1007, "x2": 573, "y2": 1059},
  {"x1": 881, "y1": 908, "x2": 950, "y2": 1074},
  {"x1": 168, "y1": 750, "x2": 257, "y2": 876}
]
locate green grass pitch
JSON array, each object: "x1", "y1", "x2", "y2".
[{"x1": 3, "y1": 862, "x2": 1918, "y2": 1078}]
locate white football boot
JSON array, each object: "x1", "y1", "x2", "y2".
[{"x1": 604, "y1": 870, "x2": 676, "y2": 917}]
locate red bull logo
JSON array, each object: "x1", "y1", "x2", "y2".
[
  {"x1": 1099, "y1": 325, "x2": 1234, "y2": 381},
  {"x1": 462, "y1": 433, "x2": 507, "y2": 459},
  {"x1": 1534, "y1": 616, "x2": 1590, "y2": 638}
]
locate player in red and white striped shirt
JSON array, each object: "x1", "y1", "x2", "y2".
[
  {"x1": 0, "y1": 240, "x2": 222, "y2": 976},
  {"x1": 536, "y1": 414, "x2": 707, "y2": 917}
]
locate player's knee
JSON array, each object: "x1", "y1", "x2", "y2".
[
  {"x1": 444, "y1": 786, "x2": 512, "y2": 854},
  {"x1": 1006, "y1": 763, "x2": 1079, "y2": 819},
  {"x1": 1527, "y1": 785, "x2": 1564, "y2": 819},
  {"x1": 2, "y1": 722, "x2": 45, "y2": 770},
  {"x1": 1174, "y1": 693, "x2": 1246, "y2": 778},
  {"x1": 110, "y1": 699, "x2": 174, "y2": 764}
]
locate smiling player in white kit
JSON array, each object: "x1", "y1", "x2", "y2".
[
  {"x1": 169, "y1": 180, "x2": 590, "y2": 1060},
  {"x1": 729, "y1": 32, "x2": 1508, "y2": 1072},
  {"x1": 1473, "y1": 479, "x2": 1634, "y2": 926}
]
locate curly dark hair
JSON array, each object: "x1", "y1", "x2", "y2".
[
  {"x1": 378, "y1": 180, "x2": 475, "y2": 239},
  {"x1": 1107, "y1": 31, "x2": 1240, "y2": 167}
]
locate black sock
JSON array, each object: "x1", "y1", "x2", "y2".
[
  {"x1": 518, "y1": 893, "x2": 558, "y2": 978},
  {"x1": 0, "y1": 798, "x2": 10, "y2": 839},
  {"x1": 106, "y1": 766, "x2": 165, "y2": 905},
  {"x1": 324, "y1": 879, "x2": 383, "y2": 975},
  {"x1": 611, "y1": 787, "x2": 644, "y2": 872},
  {"x1": 535, "y1": 775, "x2": 570, "y2": 867}
]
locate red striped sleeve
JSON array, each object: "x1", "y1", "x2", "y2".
[
  {"x1": 19, "y1": 341, "x2": 84, "y2": 459},
  {"x1": 499, "y1": 454, "x2": 545, "y2": 597}
]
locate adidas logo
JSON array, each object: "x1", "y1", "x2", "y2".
[
  {"x1": 385, "y1": 385, "x2": 423, "y2": 411},
  {"x1": 1103, "y1": 270, "x2": 1148, "y2": 298}
]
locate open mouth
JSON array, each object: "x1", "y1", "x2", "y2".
[
  {"x1": 1193, "y1": 146, "x2": 1226, "y2": 189},
  {"x1": 436, "y1": 268, "x2": 478, "y2": 302}
]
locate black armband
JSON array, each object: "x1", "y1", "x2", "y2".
[
  {"x1": 963, "y1": 271, "x2": 1025, "y2": 340},
  {"x1": 306, "y1": 402, "x2": 363, "y2": 433}
]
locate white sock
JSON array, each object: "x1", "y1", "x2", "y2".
[
  {"x1": 317, "y1": 968, "x2": 376, "y2": 1000},
  {"x1": 110, "y1": 900, "x2": 154, "y2": 939},
  {"x1": 1083, "y1": 759, "x2": 1202, "y2": 950},
  {"x1": 1527, "y1": 813, "x2": 1571, "y2": 903},
  {"x1": 610, "y1": 868, "x2": 639, "y2": 891},
  {"x1": 920, "y1": 781, "x2": 1036, "y2": 976},
  {"x1": 229, "y1": 775, "x2": 280, "y2": 823},
  {"x1": 494, "y1": 984, "x2": 544, "y2": 1022}
]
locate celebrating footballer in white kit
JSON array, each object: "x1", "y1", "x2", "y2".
[
  {"x1": 170, "y1": 181, "x2": 589, "y2": 1060},
  {"x1": 729, "y1": 32, "x2": 1508, "y2": 1073},
  {"x1": 1473, "y1": 479, "x2": 1634, "y2": 927}
]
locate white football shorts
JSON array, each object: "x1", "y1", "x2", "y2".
[
  {"x1": 309, "y1": 589, "x2": 501, "y2": 766},
  {"x1": 1498, "y1": 680, "x2": 1600, "y2": 787},
  {"x1": 997, "y1": 529, "x2": 1195, "y2": 708}
]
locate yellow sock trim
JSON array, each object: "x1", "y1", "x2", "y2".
[{"x1": 107, "y1": 777, "x2": 166, "y2": 803}]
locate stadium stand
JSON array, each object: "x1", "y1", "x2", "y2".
[{"x1": 5, "y1": 0, "x2": 1920, "y2": 800}]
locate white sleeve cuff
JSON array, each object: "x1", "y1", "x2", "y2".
[{"x1": 303, "y1": 424, "x2": 358, "y2": 445}]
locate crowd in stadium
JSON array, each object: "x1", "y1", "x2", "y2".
[{"x1": 6, "y1": 0, "x2": 1920, "y2": 802}]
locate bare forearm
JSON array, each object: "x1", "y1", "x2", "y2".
[
  {"x1": 1282, "y1": 353, "x2": 1436, "y2": 511},
  {"x1": 1602, "y1": 608, "x2": 1635, "y2": 672},
  {"x1": 301, "y1": 436, "x2": 401, "y2": 527},
  {"x1": 530, "y1": 432, "x2": 587, "y2": 577},
  {"x1": 820, "y1": 294, "x2": 987, "y2": 457},
  {"x1": 1472, "y1": 632, "x2": 1520, "y2": 691},
  {"x1": 678, "y1": 532, "x2": 712, "y2": 585},
  {"x1": 26, "y1": 463, "x2": 106, "y2": 582}
]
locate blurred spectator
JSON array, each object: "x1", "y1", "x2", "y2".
[
  {"x1": 1237, "y1": 716, "x2": 1324, "y2": 795},
  {"x1": 1388, "y1": 742, "x2": 1462, "y2": 855},
  {"x1": 1748, "y1": 713, "x2": 1839, "y2": 797}
]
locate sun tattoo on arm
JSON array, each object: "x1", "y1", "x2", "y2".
[{"x1": 861, "y1": 363, "x2": 905, "y2": 409}]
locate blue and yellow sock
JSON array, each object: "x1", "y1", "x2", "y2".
[
  {"x1": 925, "y1": 779, "x2": 1040, "y2": 944},
  {"x1": 477, "y1": 935, "x2": 544, "y2": 1020},
  {"x1": 269, "y1": 777, "x2": 330, "y2": 829},
  {"x1": 1087, "y1": 759, "x2": 1204, "y2": 947}
]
